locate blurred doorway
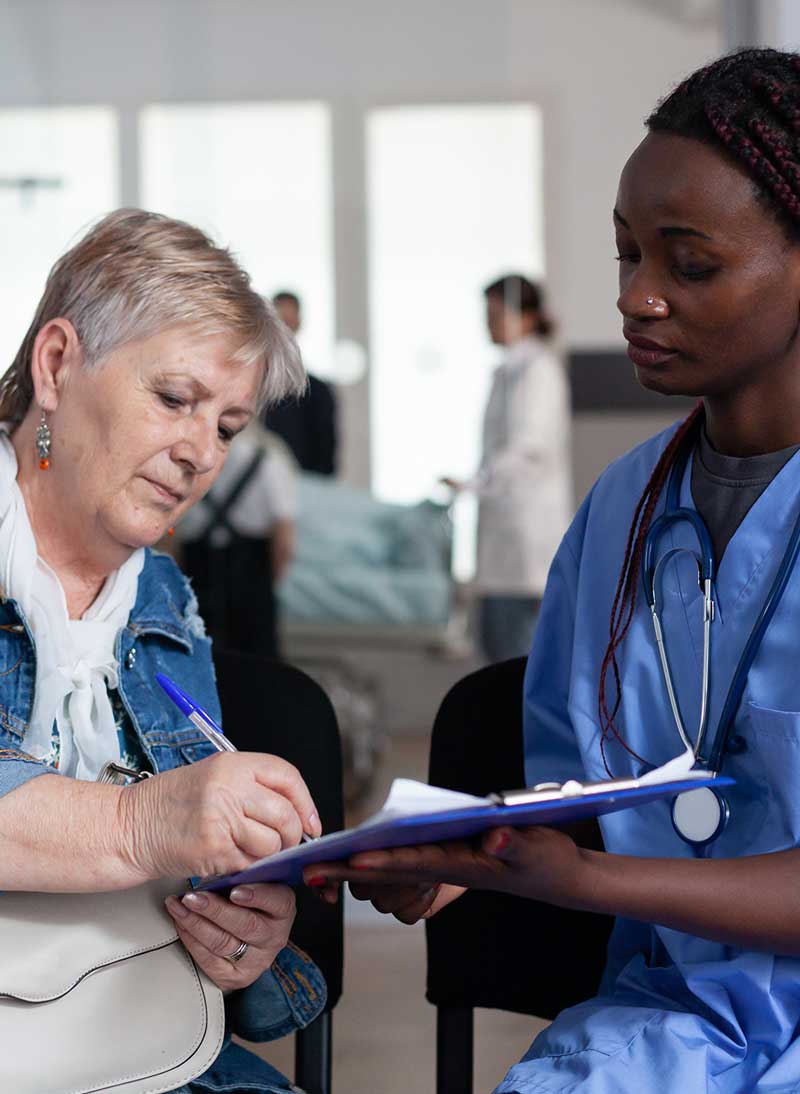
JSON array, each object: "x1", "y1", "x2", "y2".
[
  {"x1": 366, "y1": 102, "x2": 543, "y2": 579},
  {"x1": 0, "y1": 106, "x2": 119, "y2": 370}
]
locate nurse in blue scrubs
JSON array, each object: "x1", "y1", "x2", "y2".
[{"x1": 308, "y1": 48, "x2": 800, "y2": 1091}]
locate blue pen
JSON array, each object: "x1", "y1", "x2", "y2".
[
  {"x1": 156, "y1": 672, "x2": 236, "y2": 751},
  {"x1": 155, "y1": 673, "x2": 316, "y2": 842}
]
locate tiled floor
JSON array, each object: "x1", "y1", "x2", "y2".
[
  {"x1": 245, "y1": 916, "x2": 545, "y2": 1093},
  {"x1": 243, "y1": 736, "x2": 549, "y2": 1093}
]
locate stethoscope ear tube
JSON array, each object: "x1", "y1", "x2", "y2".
[{"x1": 643, "y1": 502, "x2": 716, "y2": 763}]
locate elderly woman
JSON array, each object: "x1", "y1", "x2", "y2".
[{"x1": 0, "y1": 209, "x2": 325, "y2": 1094}]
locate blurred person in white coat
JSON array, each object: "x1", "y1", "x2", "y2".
[{"x1": 444, "y1": 275, "x2": 572, "y2": 662}]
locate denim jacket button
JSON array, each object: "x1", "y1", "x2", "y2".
[{"x1": 125, "y1": 647, "x2": 137, "y2": 669}]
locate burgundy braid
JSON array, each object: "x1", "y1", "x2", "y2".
[
  {"x1": 750, "y1": 71, "x2": 800, "y2": 131},
  {"x1": 748, "y1": 118, "x2": 795, "y2": 170},
  {"x1": 648, "y1": 49, "x2": 800, "y2": 240},
  {"x1": 706, "y1": 106, "x2": 800, "y2": 221},
  {"x1": 597, "y1": 406, "x2": 704, "y2": 775}
]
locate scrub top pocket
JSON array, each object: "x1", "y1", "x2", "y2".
[{"x1": 722, "y1": 702, "x2": 800, "y2": 854}]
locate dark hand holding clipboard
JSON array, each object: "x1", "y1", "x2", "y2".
[{"x1": 199, "y1": 771, "x2": 734, "y2": 891}]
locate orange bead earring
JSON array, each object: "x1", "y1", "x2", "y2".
[
  {"x1": 167, "y1": 528, "x2": 175, "y2": 537},
  {"x1": 35, "y1": 410, "x2": 51, "y2": 471}
]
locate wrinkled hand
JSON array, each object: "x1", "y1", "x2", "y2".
[
  {"x1": 304, "y1": 825, "x2": 591, "y2": 909},
  {"x1": 165, "y1": 883, "x2": 295, "y2": 992},
  {"x1": 120, "y1": 752, "x2": 321, "y2": 881}
]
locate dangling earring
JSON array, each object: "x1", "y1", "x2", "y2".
[{"x1": 35, "y1": 410, "x2": 51, "y2": 471}]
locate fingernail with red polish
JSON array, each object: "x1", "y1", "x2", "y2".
[
  {"x1": 490, "y1": 833, "x2": 511, "y2": 854},
  {"x1": 307, "y1": 875, "x2": 327, "y2": 888}
]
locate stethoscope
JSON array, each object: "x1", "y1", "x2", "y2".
[{"x1": 642, "y1": 431, "x2": 800, "y2": 847}]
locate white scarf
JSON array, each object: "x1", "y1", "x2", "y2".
[{"x1": 0, "y1": 432, "x2": 144, "y2": 780}]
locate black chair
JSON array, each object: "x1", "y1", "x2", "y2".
[
  {"x1": 215, "y1": 648, "x2": 344, "y2": 1094},
  {"x1": 425, "y1": 658, "x2": 613, "y2": 1094}
]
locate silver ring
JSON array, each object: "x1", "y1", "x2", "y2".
[{"x1": 223, "y1": 940, "x2": 249, "y2": 964}]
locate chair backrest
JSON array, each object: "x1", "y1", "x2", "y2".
[
  {"x1": 426, "y1": 658, "x2": 612, "y2": 1020},
  {"x1": 214, "y1": 648, "x2": 344, "y2": 1009}
]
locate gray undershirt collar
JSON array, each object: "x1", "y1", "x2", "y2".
[{"x1": 690, "y1": 428, "x2": 800, "y2": 565}]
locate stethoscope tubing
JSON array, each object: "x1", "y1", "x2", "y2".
[
  {"x1": 643, "y1": 434, "x2": 800, "y2": 776},
  {"x1": 648, "y1": 548, "x2": 712, "y2": 756},
  {"x1": 704, "y1": 507, "x2": 800, "y2": 770},
  {"x1": 643, "y1": 440, "x2": 716, "y2": 764}
]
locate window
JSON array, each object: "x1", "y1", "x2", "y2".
[
  {"x1": 367, "y1": 103, "x2": 544, "y2": 577},
  {"x1": 140, "y1": 102, "x2": 335, "y2": 378},
  {"x1": 0, "y1": 107, "x2": 119, "y2": 373}
]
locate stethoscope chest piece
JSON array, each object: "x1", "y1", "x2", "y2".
[{"x1": 671, "y1": 787, "x2": 729, "y2": 847}]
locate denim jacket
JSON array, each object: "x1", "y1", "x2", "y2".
[{"x1": 0, "y1": 548, "x2": 326, "y2": 1094}]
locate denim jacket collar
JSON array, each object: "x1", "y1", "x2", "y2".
[
  {"x1": 0, "y1": 548, "x2": 195, "y2": 649},
  {"x1": 127, "y1": 549, "x2": 198, "y2": 651}
]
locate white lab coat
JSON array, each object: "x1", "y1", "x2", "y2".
[{"x1": 473, "y1": 335, "x2": 572, "y2": 596}]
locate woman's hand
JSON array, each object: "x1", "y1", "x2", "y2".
[
  {"x1": 304, "y1": 825, "x2": 592, "y2": 910},
  {"x1": 119, "y1": 752, "x2": 321, "y2": 881},
  {"x1": 165, "y1": 883, "x2": 295, "y2": 992}
]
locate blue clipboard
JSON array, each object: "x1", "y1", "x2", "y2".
[{"x1": 200, "y1": 773, "x2": 734, "y2": 890}]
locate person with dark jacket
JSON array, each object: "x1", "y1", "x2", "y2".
[{"x1": 264, "y1": 292, "x2": 338, "y2": 475}]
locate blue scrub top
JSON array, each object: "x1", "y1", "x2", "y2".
[{"x1": 495, "y1": 423, "x2": 800, "y2": 1094}]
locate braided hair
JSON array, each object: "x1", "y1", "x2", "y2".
[
  {"x1": 599, "y1": 48, "x2": 800, "y2": 773},
  {"x1": 648, "y1": 48, "x2": 800, "y2": 239}
]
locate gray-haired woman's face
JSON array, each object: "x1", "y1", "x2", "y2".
[{"x1": 47, "y1": 324, "x2": 260, "y2": 550}]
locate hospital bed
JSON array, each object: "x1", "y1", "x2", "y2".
[{"x1": 276, "y1": 475, "x2": 459, "y2": 803}]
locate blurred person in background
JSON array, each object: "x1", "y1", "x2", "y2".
[
  {"x1": 263, "y1": 291, "x2": 338, "y2": 475},
  {"x1": 443, "y1": 275, "x2": 572, "y2": 663},
  {"x1": 179, "y1": 420, "x2": 298, "y2": 659}
]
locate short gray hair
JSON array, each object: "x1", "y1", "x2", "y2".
[{"x1": 1, "y1": 208, "x2": 306, "y2": 425}]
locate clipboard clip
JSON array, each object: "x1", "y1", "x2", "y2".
[{"x1": 488, "y1": 777, "x2": 642, "y2": 807}]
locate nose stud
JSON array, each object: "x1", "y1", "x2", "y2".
[{"x1": 645, "y1": 295, "x2": 668, "y2": 314}]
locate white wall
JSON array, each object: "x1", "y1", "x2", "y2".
[
  {"x1": 0, "y1": 0, "x2": 722, "y2": 487},
  {"x1": 0, "y1": 0, "x2": 721, "y2": 345},
  {"x1": 757, "y1": 0, "x2": 800, "y2": 48}
]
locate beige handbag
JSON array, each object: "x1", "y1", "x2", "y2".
[{"x1": 0, "y1": 876, "x2": 225, "y2": 1094}]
